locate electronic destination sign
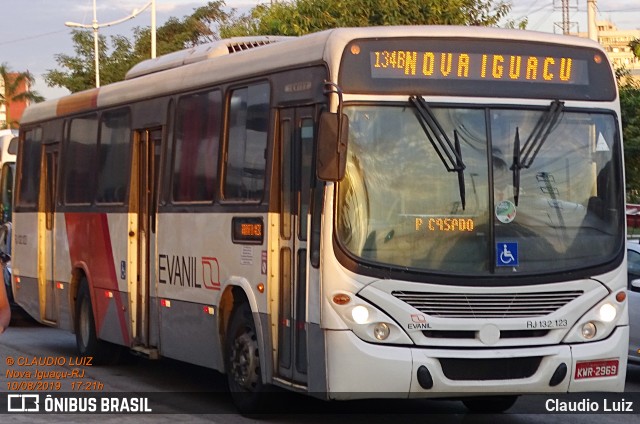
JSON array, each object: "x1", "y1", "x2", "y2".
[
  {"x1": 371, "y1": 50, "x2": 587, "y2": 85},
  {"x1": 339, "y1": 38, "x2": 616, "y2": 101}
]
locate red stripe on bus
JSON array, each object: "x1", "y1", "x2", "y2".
[{"x1": 65, "y1": 212, "x2": 130, "y2": 345}]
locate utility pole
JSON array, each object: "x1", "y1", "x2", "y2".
[
  {"x1": 587, "y1": 0, "x2": 598, "y2": 42},
  {"x1": 553, "y1": 0, "x2": 578, "y2": 35},
  {"x1": 562, "y1": 0, "x2": 570, "y2": 34}
]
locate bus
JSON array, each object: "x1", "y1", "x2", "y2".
[
  {"x1": 0, "y1": 129, "x2": 17, "y2": 301},
  {"x1": 0, "y1": 129, "x2": 17, "y2": 222},
  {"x1": 12, "y1": 26, "x2": 628, "y2": 413}
]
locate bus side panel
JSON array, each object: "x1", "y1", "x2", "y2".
[
  {"x1": 53, "y1": 212, "x2": 73, "y2": 331},
  {"x1": 155, "y1": 212, "x2": 268, "y2": 370},
  {"x1": 156, "y1": 299, "x2": 220, "y2": 369},
  {"x1": 12, "y1": 212, "x2": 40, "y2": 321},
  {"x1": 64, "y1": 212, "x2": 131, "y2": 346},
  {"x1": 155, "y1": 212, "x2": 223, "y2": 368}
]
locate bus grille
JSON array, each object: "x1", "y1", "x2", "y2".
[
  {"x1": 392, "y1": 290, "x2": 583, "y2": 318},
  {"x1": 440, "y1": 357, "x2": 542, "y2": 380}
]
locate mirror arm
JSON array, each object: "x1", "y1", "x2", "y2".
[{"x1": 323, "y1": 81, "x2": 345, "y2": 154}]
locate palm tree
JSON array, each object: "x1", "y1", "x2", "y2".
[{"x1": 0, "y1": 63, "x2": 44, "y2": 129}]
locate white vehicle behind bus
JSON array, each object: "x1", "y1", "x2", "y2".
[{"x1": 0, "y1": 129, "x2": 17, "y2": 302}]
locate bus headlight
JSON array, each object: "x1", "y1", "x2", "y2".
[
  {"x1": 581, "y1": 322, "x2": 597, "y2": 339},
  {"x1": 598, "y1": 303, "x2": 616, "y2": 322},
  {"x1": 329, "y1": 291, "x2": 412, "y2": 344},
  {"x1": 351, "y1": 305, "x2": 369, "y2": 324},
  {"x1": 563, "y1": 291, "x2": 626, "y2": 343},
  {"x1": 373, "y1": 322, "x2": 390, "y2": 340}
]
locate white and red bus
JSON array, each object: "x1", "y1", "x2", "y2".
[{"x1": 13, "y1": 26, "x2": 628, "y2": 412}]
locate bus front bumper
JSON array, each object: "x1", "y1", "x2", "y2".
[{"x1": 325, "y1": 326, "x2": 628, "y2": 400}]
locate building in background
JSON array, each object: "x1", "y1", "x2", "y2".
[
  {"x1": 577, "y1": 20, "x2": 640, "y2": 82},
  {"x1": 0, "y1": 72, "x2": 29, "y2": 129}
]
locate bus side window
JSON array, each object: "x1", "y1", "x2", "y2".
[
  {"x1": 172, "y1": 89, "x2": 221, "y2": 203},
  {"x1": 96, "y1": 109, "x2": 131, "y2": 205},
  {"x1": 16, "y1": 127, "x2": 42, "y2": 209},
  {"x1": 224, "y1": 82, "x2": 270, "y2": 201},
  {"x1": 64, "y1": 115, "x2": 98, "y2": 205}
]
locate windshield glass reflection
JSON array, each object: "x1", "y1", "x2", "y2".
[{"x1": 337, "y1": 104, "x2": 622, "y2": 277}]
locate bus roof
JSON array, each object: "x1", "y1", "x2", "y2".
[{"x1": 21, "y1": 26, "x2": 607, "y2": 125}]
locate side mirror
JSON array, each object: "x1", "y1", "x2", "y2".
[
  {"x1": 316, "y1": 111, "x2": 348, "y2": 182},
  {"x1": 632, "y1": 279, "x2": 640, "y2": 292}
]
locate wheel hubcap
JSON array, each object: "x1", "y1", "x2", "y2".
[{"x1": 230, "y1": 328, "x2": 259, "y2": 391}]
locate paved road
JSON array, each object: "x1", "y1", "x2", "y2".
[{"x1": 1, "y1": 308, "x2": 639, "y2": 423}]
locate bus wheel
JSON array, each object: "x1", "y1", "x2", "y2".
[
  {"x1": 462, "y1": 395, "x2": 518, "y2": 413},
  {"x1": 74, "y1": 279, "x2": 122, "y2": 364},
  {"x1": 225, "y1": 302, "x2": 269, "y2": 414}
]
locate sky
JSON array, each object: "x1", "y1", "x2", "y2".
[{"x1": 1, "y1": 0, "x2": 639, "y2": 101}]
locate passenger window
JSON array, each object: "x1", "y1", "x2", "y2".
[
  {"x1": 65, "y1": 115, "x2": 98, "y2": 205},
  {"x1": 16, "y1": 127, "x2": 42, "y2": 208},
  {"x1": 96, "y1": 109, "x2": 131, "y2": 204},
  {"x1": 172, "y1": 90, "x2": 221, "y2": 203},
  {"x1": 224, "y1": 83, "x2": 270, "y2": 201}
]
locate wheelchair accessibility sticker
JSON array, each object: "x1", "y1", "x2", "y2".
[{"x1": 497, "y1": 242, "x2": 518, "y2": 267}]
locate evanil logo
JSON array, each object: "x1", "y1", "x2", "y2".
[{"x1": 407, "y1": 314, "x2": 432, "y2": 330}]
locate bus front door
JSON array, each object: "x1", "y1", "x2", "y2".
[{"x1": 277, "y1": 107, "x2": 316, "y2": 385}]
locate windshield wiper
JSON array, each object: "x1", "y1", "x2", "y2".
[
  {"x1": 409, "y1": 95, "x2": 466, "y2": 210},
  {"x1": 511, "y1": 128, "x2": 522, "y2": 206},
  {"x1": 510, "y1": 100, "x2": 564, "y2": 206}
]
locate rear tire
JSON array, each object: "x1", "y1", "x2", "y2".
[
  {"x1": 225, "y1": 302, "x2": 270, "y2": 414},
  {"x1": 462, "y1": 395, "x2": 518, "y2": 413},
  {"x1": 74, "y1": 279, "x2": 123, "y2": 364}
]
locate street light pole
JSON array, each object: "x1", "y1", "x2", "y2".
[
  {"x1": 65, "y1": 0, "x2": 155, "y2": 88},
  {"x1": 91, "y1": 0, "x2": 100, "y2": 87},
  {"x1": 151, "y1": 0, "x2": 156, "y2": 58}
]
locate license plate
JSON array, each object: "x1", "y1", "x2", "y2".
[{"x1": 574, "y1": 359, "x2": 619, "y2": 379}]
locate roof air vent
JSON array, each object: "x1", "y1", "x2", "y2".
[{"x1": 125, "y1": 36, "x2": 293, "y2": 80}]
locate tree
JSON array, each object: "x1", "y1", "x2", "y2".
[
  {"x1": 0, "y1": 63, "x2": 44, "y2": 129},
  {"x1": 46, "y1": 0, "x2": 523, "y2": 92},
  {"x1": 131, "y1": 1, "x2": 233, "y2": 58},
  {"x1": 45, "y1": 1, "x2": 232, "y2": 93},
  {"x1": 44, "y1": 30, "x2": 137, "y2": 92},
  {"x1": 621, "y1": 39, "x2": 640, "y2": 202},
  {"x1": 631, "y1": 37, "x2": 640, "y2": 59},
  {"x1": 220, "y1": 0, "x2": 517, "y2": 37}
]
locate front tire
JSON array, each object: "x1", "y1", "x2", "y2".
[{"x1": 225, "y1": 302, "x2": 269, "y2": 414}]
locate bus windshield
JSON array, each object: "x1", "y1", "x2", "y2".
[{"x1": 337, "y1": 102, "x2": 623, "y2": 277}]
